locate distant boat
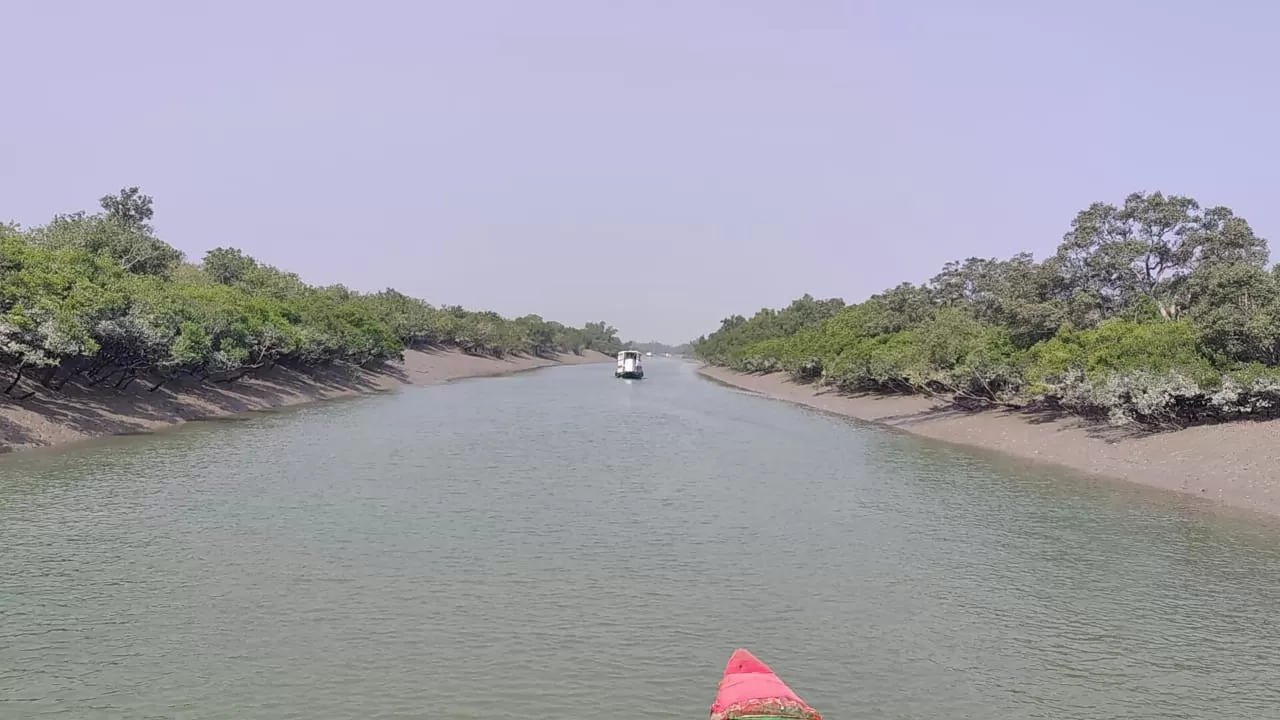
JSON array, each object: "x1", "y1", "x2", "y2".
[
  {"x1": 710, "y1": 649, "x2": 821, "y2": 720},
  {"x1": 615, "y1": 350, "x2": 645, "y2": 379}
]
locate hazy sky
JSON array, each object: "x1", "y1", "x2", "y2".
[{"x1": 4, "y1": 1, "x2": 1278, "y2": 343}]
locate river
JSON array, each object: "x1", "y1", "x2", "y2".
[{"x1": 2, "y1": 359, "x2": 1279, "y2": 719}]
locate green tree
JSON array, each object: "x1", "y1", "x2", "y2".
[
  {"x1": 99, "y1": 187, "x2": 155, "y2": 232},
  {"x1": 202, "y1": 247, "x2": 259, "y2": 285},
  {"x1": 0, "y1": 190, "x2": 624, "y2": 398},
  {"x1": 29, "y1": 187, "x2": 184, "y2": 276},
  {"x1": 1055, "y1": 191, "x2": 1267, "y2": 322},
  {"x1": 697, "y1": 189, "x2": 1280, "y2": 427}
]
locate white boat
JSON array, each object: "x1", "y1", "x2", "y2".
[{"x1": 615, "y1": 350, "x2": 645, "y2": 379}]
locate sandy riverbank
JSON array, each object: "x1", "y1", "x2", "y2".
[
  {"x1": 0, "y1": 349, "x2": 612, "y2": 454},
  {"x1": 699, "y1": 366, "x2": 1280, "y2": 517}
]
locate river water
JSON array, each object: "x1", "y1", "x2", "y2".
[{"x1": 2, "y1": 359, "x2": 1280, "y2": 719}]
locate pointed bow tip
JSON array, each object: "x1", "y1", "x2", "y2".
[{"x1": 724, "y1": 648, "x2": 774, "y2": 676}]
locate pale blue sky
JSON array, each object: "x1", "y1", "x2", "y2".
[{"x1": 4, "y1": 1, "x2": 1278, "y2": 343}]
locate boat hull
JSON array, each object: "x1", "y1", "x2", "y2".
[
  {"x1": 616, "y1": 371, "x2": 644, "y2": 379},
  {"x1": 710, "y1": 649, "x2": 820, "y2": 720}
]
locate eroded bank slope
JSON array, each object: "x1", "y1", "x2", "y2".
[
  {"x1": 700, "y1": 366, "x2": 1280, "y2": 517},
  {"x1": 0, "y1": 349, "x2": 611, "y2": 454}
]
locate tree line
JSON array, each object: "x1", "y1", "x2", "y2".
[
  {"x1": 628, "y1": 340, "x2": 694, "y2": 356},
  {"x1": 693, "y1": 190, "x2": 1280, "y2": 428},
  {"x1": 0, "y1": 188, "x2": 625, "y2": 397}
]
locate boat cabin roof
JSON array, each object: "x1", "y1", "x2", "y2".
[{"x1": 617, "y1": 350, "x2": 643, "y2": 357}]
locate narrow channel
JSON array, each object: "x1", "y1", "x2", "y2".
[{"x1": 3, "y1": 360, "x2": 1278, "y2": 719}]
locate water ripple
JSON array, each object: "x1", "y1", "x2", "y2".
[{"x1": 3, "y1": 361, "x2": 1280, "y2": 718}]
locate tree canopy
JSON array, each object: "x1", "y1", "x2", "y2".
[
  {"x1": 1, "y1": 188, "x2": 625, "y2": 396},
  {"x1": 694, "y1": 190, "x2": 1280, "y2": 428}
]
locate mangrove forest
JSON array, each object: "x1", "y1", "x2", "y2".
[
  {"x1": 694, "y1": 190, "x2": 1280, "y2": 428},
  {"x1": 0, "y1": 188, "x2": 625, "y2": 397}
]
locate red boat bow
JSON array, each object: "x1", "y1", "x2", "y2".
[{"x1": 709, "y1": 649, "x2": 822, "y2": 720}]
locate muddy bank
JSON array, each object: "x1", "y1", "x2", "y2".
[
  {"x1": 0, "y1": 349, "x2": 611, "y2": 454},
  {"x1": 699, "y1": 366, "x2": 1280, "y2": 517}
]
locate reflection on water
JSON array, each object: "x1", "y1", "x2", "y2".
[{"x1": 2, "y1": 360, "x2": 1279, "y2": 719}]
